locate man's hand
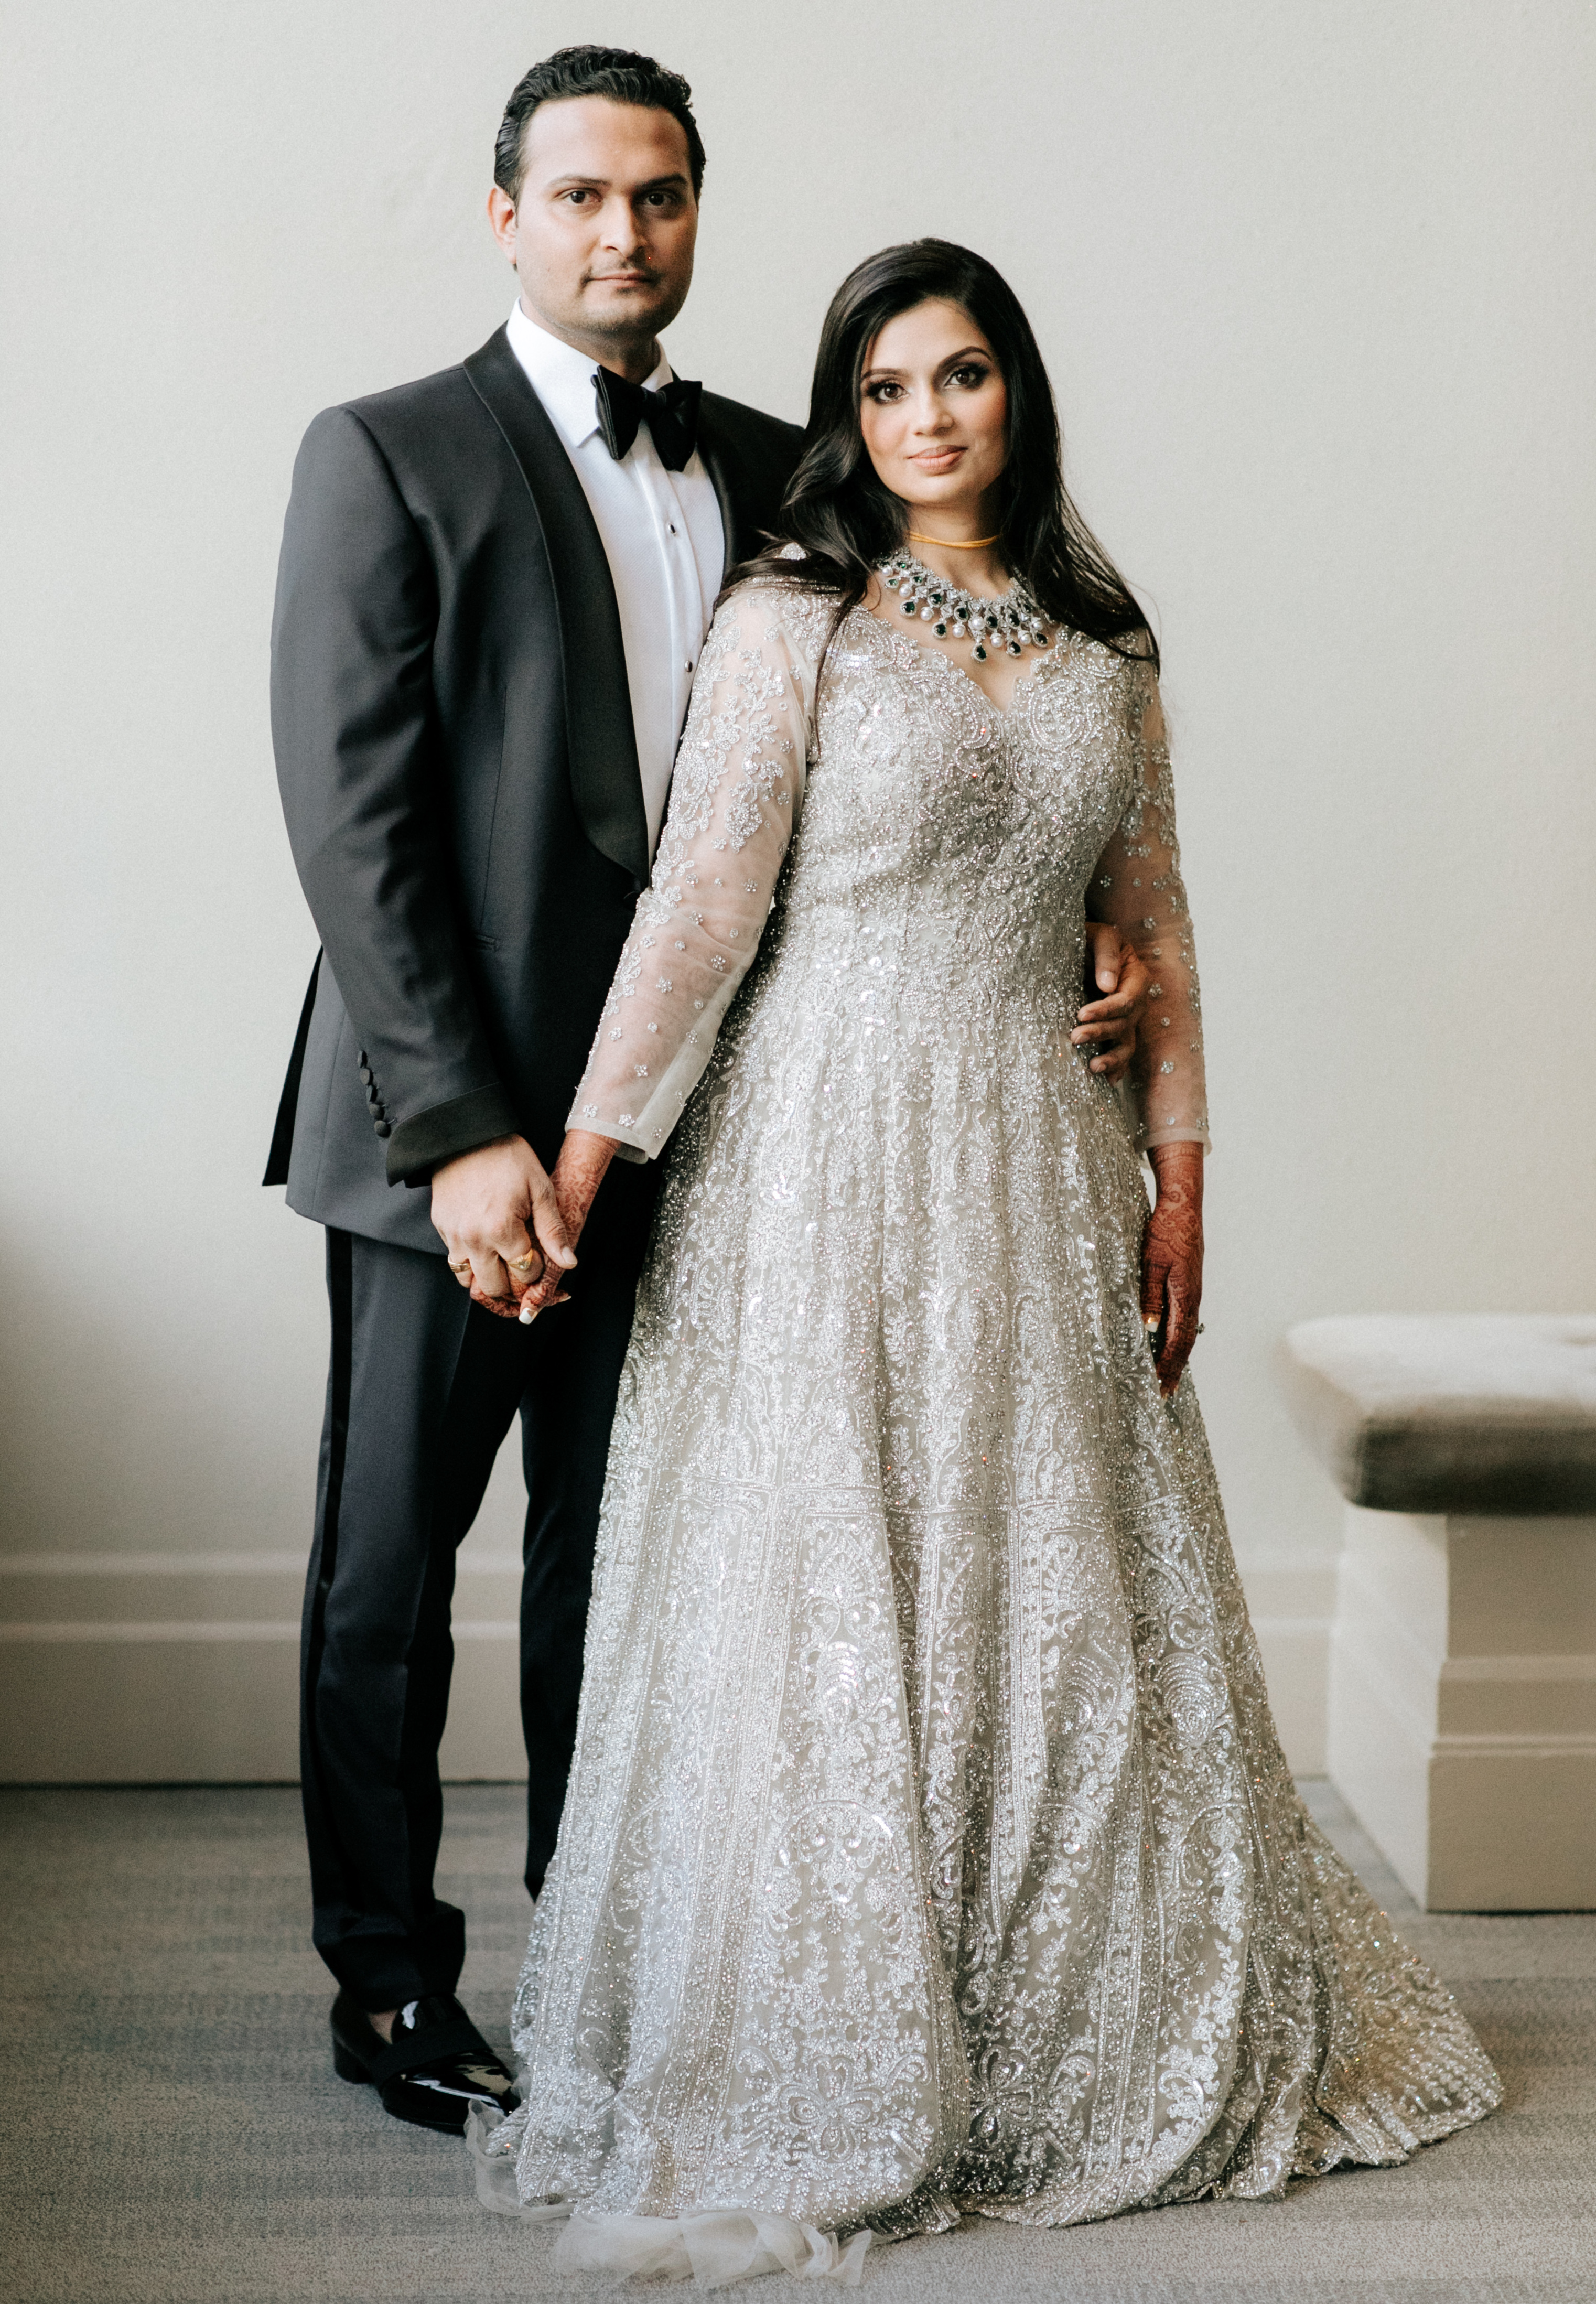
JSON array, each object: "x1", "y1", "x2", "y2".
[
  {"x1": 1072, "y1": 922, "x2": 1150, "y2": 1081},
  {"x1": 514, "y1": 1131, "x2": 620, "y2": 1323},
  {"x1": 1141, "y1": 1140, "x2": 1204, "y2": 1397},
  {"x1": 430, "y1": 1135, "x2": 577, "y2": 1321}
]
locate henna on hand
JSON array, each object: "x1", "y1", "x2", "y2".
[
  {"x1": 1141, "y1": 1141, "x2": 1204, "y2": 1397},
  {"x1": 553, "y1": 1129, "x2": 620, "y2": 1241},
  {"x1": 515, "y1": 1131, "x2": 621, "y2": 1321},
  {"x1": 430, "y1": 1134, "x2": 575, "y2": 1321}
]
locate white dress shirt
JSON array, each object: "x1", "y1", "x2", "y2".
[{"x1": 506, "y1": 302, "x2": 725, "y2": 857}]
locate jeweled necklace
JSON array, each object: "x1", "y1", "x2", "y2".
[{"x1": 878, "y1": 547, "x2": 1051, "y2": 663}]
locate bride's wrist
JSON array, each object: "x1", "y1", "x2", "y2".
[
  {"x1": 555, "y1": 1129, "x2": 621, "y2": 1233},
  {"x1": 562, "y1": 1128, "x2": 621, "y2": 1176},
  {"x1": 1148, "y1": 1140, "x2": 1203, "y2": 1206}
]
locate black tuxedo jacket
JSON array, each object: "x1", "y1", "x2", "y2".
[{"x1": 265, "y1": 325, "x2": 802, "y2": 1253}]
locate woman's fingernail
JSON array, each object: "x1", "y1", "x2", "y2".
[{"x1": 519, "y1": 1306, "x2": 534, "y2": 1326}]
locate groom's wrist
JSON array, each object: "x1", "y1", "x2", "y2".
[{"x1": 389, "y1": 1084, "x2": 520, "y2": 1187}]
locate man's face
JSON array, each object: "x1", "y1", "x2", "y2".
[{"x1": 488, "y1": 96, "x2": 698, "y2": 370}]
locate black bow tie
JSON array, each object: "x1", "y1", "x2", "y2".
[{"x1": 592, "y1": 367, "x2": 702, "y2": 471}]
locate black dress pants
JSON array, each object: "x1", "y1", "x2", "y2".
[{"x1": 300, "y1": 1175, "x2": 654, "y2": 2010}]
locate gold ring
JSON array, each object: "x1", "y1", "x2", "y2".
[
  {"x1": 508, "y1": 1252, "x2": 538, "y2": 1274},
  {"x1": 448, "y1": 1259, "x2": 471, "y2": 1276}
]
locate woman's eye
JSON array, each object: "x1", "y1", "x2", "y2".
[
  {"x1": 865, "y1": 381, "x2": 904, "y2": 403},
  {"x1": 950, "y1": 364, "x2": 990, "y2": 389}
]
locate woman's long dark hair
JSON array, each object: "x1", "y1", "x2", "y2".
[{"x1": 738, "y1": 239, "x2": 1153, "y2": 664}]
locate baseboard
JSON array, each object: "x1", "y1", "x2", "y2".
[
  {"x1": 1235, "y1": 1551, "x2": 1336, "y2": 1777},
  {"x1": 1, "y1": 1546, "x2": 1338, "y2": 1784},
  {"x1": 0, "y1": 1551, "x2": 527, "y2": 1783}
]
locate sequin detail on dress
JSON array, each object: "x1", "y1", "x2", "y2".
[{"x1": 476, "y1": 580, "x2": 1500, "y2": 2275}]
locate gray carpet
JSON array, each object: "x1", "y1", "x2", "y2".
[{"x1": 2, "y1": 1781, "x2": 1592, "y2": 2303}]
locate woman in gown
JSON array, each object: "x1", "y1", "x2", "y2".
[{"x1": 471, "y1": 240, "x2": 1499, "y2": 2284}]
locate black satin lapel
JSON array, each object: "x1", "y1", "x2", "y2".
[
  {"x1": 695, "y1": 406, "x2": 741, "y2": 583},
  {"x1": 464, "y1": 329, "x2": 648, "y2": 886}
]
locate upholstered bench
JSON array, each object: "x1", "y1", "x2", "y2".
[{"x1": 1280, "y1": 1315, "x2": 1596, "y2": 1910}]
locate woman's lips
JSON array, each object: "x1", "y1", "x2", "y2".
[{"x1": 909, "y1": 448, "x2": 965, "y2": 472}]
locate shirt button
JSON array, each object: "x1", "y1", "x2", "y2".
[{"x1": 669, "y1": 524, "x2": 678, "y2": 534}]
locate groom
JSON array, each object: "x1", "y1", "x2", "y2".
[
  {"x1": 265, "y1": 47, "x2": 804, "y2": 2133},
  {"x1": 268, "y1": 45, "x2": 1149, "y2": 2137}
]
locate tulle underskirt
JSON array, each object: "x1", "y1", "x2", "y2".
[{"x1": 468, "y1": 2103, "x2": 870, "y2": 2286}]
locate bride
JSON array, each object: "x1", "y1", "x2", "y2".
[{"x1": 471, "y1": 239, "x2": 1498, "y2": 2284}]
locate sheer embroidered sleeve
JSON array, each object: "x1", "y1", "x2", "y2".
[
  {"x1": 1087, "y1": 655, "x2": 1211, "y2": 1151},
  {"x1": 567, "y1": 582, "x2": 818, "y2": 1162}
]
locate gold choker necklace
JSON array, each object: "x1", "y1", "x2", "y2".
[{"x1": 907, "y1": 531, "x2": 1001, "y2": 550}]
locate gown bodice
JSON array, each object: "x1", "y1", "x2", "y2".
[{"x1": 569, "y1": 580, "x2": 1209, "y2": 1164}]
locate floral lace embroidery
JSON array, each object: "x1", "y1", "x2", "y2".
[{"x1": 499, "y1": 585, "x2": 1498, "y2": 2249}]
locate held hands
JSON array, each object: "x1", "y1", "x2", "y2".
[
  {"x1": 430, "y1": 1135, "x2": 578, "y2": 1321},
  {"x1": 1072, "y1": 922, "x2": 1150, "y2": 1080},
  {"x1": 1141, "y1": 1141, "x2": 1204, "y2": 1397},
  {"x1": 435, "y1": 933, "x2": 1149, "y2": 1326},
  {"x1": 512, "y1": 1130, "x2": 622, "y2": 1323}
]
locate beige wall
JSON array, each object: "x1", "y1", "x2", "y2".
[{"x1": 3, "y1": 0, "x2": 1592, "y2": 1779}]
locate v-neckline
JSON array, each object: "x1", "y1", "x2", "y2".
[{"x1": 856, "y1": 605, "x2": 1067, "y2": 721}]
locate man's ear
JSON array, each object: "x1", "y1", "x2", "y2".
[{"x1": 487, "y1": 185, "x2": 519, "y2": 263}]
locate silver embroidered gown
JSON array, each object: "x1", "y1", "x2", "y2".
[{"x1": 472, "y1": 577, "x2": 1498, "y2": 2280}]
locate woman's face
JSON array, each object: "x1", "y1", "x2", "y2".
[{"x1": 858, "y1": 298, "x2": 1008, "y2": 523}]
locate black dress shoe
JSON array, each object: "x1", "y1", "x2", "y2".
[{"x1": 330, "y1": 1989, "x2": 520, "y2": 2135}]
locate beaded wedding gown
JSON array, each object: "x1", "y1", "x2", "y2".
[{"x1": 470, "y1": 575, "x2": 1498, "y2": 2285}]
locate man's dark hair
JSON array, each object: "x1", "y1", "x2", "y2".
[{"x1": 495, "y1": 46, "x2": 706, "y2": 204}]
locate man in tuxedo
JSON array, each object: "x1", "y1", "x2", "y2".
[{"x1": 266, "y1": 46, "x2": 803, "y2": 2133}]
